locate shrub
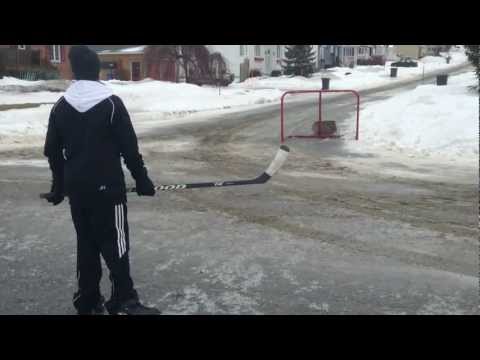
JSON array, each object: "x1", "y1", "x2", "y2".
[
  {"x1": 271, "y1": 70, "x2": 282, "y2": 77},
  {"x1": 2, "y1": 69, "x2": 60, "y2": 81},
  {"x1": 357, "y1": 56, "x2": 385, "y2": 66},
  {"x1": 249, "y1": 69, "x2": 262, "y2": 78}
]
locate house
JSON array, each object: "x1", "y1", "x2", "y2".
[
  {"x1": 394, "y1": 45, "x2": 426, "y2": 59},
  {"x1": 95, "y1": 45, "x2": 320, "y2": 83},
  {"x1": 0, "y1": 45, "x2": 72, "y2": 80},
  {"x1": 423, "y1": 45, "x2": 452, "y2": 56},
  {"x1": 92, "y1": 45, "x2": 177, "y2": 82},
  {"x1": 95, "y1": 46, "x2": 148, "y2": 81},
  {"x1": 374, "y1": 45, "x2": 398, "y2": 61},
  {"x1": 317, "y1": 45, "x2": 388, "y2": 68},
  {"x1": 393, "y1": 45, "x2": 450, "y2": 59},
  {"x1": 208, "y1": 45, "x2": 320, "y2": 81}
]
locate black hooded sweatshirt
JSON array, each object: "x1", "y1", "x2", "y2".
[{"x1": 44, "y1": 80, "x2": 149, "y2": 203}]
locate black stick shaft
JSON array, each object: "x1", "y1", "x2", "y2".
[
  {"x1": 127, "y1": 173, "x2": 270, "y2": 192},
  {"x1": 40, "y1": 146, "x2": 289, "y2": 198}
]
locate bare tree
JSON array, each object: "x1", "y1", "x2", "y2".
[
  {"x1": 144, "y1": 45, "x2": 177, "y2": 81},
  {"x1": 144, "y1": 45, "x2": 229, "y2": 84}
]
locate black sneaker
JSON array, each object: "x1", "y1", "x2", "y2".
[
  {"x1": 110, "y1": 299, "x2": 161, "y2": 315},
  {"x1": 77, "y1": 296, "x2": 106, "y2": 315}
]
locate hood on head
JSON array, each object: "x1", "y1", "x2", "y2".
[{"x1": 64, "y1": 80, "x2": 113, "y2": 113}]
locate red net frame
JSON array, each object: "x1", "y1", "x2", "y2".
[{"x1": 280, "y1": 90, "x2": 360, "y2": 143}]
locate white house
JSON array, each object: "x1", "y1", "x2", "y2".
[
  {"x1": 317, "y1": 45, "x2": 391, "y2": 68},
  {"x1": 208, "y1": 45, "x2": 319, "y2": 81},
  {"x1": 373, "y1": 45, "x2": 397, "y2": 61},
  {"x1": 208, "y1": 45, "x2": 283, "y2": 80}
]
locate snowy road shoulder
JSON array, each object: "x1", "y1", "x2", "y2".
[{"x1": 335, "y1": 71, "x2": 479, "y2": 183}]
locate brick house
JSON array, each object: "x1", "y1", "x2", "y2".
[
  {"x1": 0, "y1": 45, "x2": 72, "y2": 79},
  {"x1": 91, "y1": 45, "x2": 177, "y2": 82}
]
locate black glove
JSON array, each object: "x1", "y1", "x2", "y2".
[
  {"x1": 135, "y1": 175, "x2": 156, "y2": 196},
  {"x1": 43, "y1": 175, "x2": 64, "y2": 206},
  {"x1": 43, "y1": 191, "x2": 64, "y2": 206}
]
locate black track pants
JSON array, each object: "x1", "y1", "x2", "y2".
[{"x1": 69, "y1": 197, "x2": 138, "y2": 313}]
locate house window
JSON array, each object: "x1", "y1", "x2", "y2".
[
  {"x1": 240, "y1": 45, "x2": 245, "y2": 56},
  {"x1": 50, "y1": 45, "x2": 62, "y2": 63},
  {"x1": 277, "y1": 45, "x2": 281, "y2": 58},
  {"x1": 18, "y1": 45, "x2": 26, "y2": 50},
  {"x1": 343, "y1": 47, "x2": 354, "y2": 57},
  {"x1": 255, "y1": 45, "x2": 261, "y2": 57}
]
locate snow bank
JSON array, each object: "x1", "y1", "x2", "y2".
[
  {"x1": 0, "y1": 91, "x2": 62, "y2": 105},
  {"x1": 0, "y1": 104, "x2": 51, "y2": 148},
  {"x1": 345, "y1": 71, "x2": 479, "y2": 164},
  {"x1": 0, "y1": 77, "x2": 69, "y2": 95},
  {"x1": 0, "y1": 79, "x2": 284, "y2": 148},
  {"x1": 105, "y1": 80, "x2": 284, "y2": 114},
  {"x1": 0, "y1": 76, "x2": 47, "y2": 87}
]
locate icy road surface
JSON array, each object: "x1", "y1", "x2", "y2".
[{"x1": 0, "y1": 73, "x2": 477, "y2": 315}]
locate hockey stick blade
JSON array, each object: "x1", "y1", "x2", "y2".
[{"x1": 264, "y1": 145, "x2": 290, "y2": 177}]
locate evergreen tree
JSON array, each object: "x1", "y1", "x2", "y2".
[
  {"x1": 282, "y1": 45, "x2": 316, "y2": 77},
  {"x1": 464, "y1": 45, "x2": 479, "y2": 83}
]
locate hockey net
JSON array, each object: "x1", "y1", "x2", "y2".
[{"x1": 280, "y1": 90, "x2": 360, "y2": 143}]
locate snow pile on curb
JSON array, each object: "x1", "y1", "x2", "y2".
[
  {"x1": 0, "y1": 90, "x2": 64, "y2": 105},
  {"x1": 0, "y1": 80, "x2": 284, "y2": 148},
  {"x1": 345, "y1": 71, "x2": 479, "y2": 164},
  {"x1": 0, "y1": 104, "x2": 52, "y2": 148},
  {"x1": 0, "y1": 77, "x2": 70, "y2": 95},
  {"x1": 0, "y1": 77, "x2": 47, "y2": 87},
  {"x1": 106, "y1": 80, "x2": 284, "y2": 114}
]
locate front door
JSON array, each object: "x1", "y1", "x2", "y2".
[{"x1": 131, "y1": 61, "x2": 141, "y2": 81}]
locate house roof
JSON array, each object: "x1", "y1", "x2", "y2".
[
  {"x1": 88, "y1": 45, "x2": 147, "y2": 55},
  {"x1": 97, "y1": 46, "x2": 147, "y2": 55}
]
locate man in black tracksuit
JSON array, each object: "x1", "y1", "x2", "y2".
[{"x1": 43, "y1": 45, "x2": 160, "y2": 315}]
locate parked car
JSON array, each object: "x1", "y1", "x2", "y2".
[{"x1": 391, "y1": 57, "x2": 418, "y2": 67}]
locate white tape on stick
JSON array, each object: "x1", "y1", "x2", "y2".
[{"x1": 265, "y1": 145, "x2": 290, "y2": 177}]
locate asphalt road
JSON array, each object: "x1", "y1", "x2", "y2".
[{"x1": 0, "y1": 68, "x2": 477, "y2": 314}]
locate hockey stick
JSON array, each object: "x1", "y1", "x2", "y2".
[
  {"x1": 39, "y1": 145, "x2": 290, "y2": 198},
  {"x1": 127, "y1": 145, "x2": 290, "y2": 192}
]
